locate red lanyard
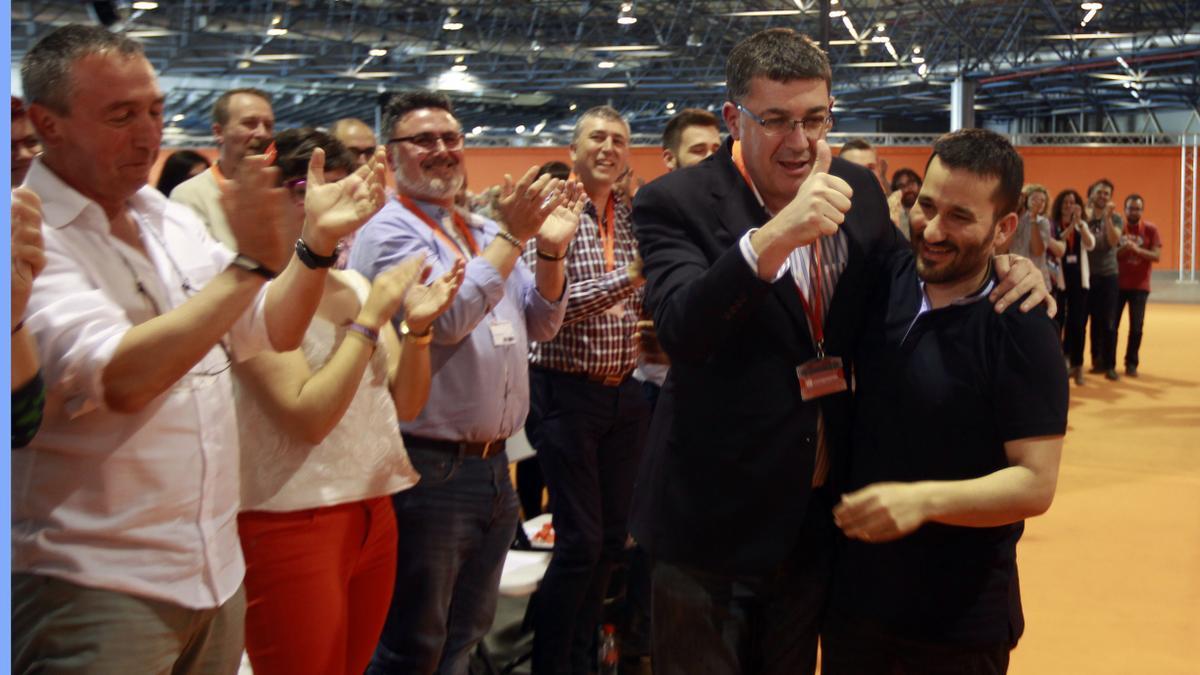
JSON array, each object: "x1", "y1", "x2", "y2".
[
  {"x1": 596, "y1": 195, "x2": 616, "y2": 272},
  {"x1": 398, "y1": 194, "x2": 479, "y2": 259},
  {"x1": 731, "y1": 140, "x2": 827, "y2": 351}
]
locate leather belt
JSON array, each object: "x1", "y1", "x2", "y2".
[
  {"x1": 401, "y1": 433, "x2": 506, "y2": 459},
  {"x1": 533, "y1": 365, "x2": 631, "y2": 388}
]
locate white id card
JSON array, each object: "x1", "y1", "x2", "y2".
[
  {"x1": 490, "y1": 320, "x2": 517, "y2": 346},
  {"x1": 1065, "y1": 254, "x2": 1078, "y2": 264}
]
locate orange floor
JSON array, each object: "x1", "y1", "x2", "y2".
[{"x1": 1009, "y1": 302, "x2": 1200, "y2": 674}]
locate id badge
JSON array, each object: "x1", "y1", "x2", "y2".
[
  {"x1": 605, "y1": 301, "x2": 626, "y2": 318},
  {"x1": 797, "y1": 356, "x2": 848, "y2": 401},
  {"x1": 489, "y1": 320, "x2": 517, "y2": 347},
  {"x1": 1065, "y1": 254, "x2": 1078, "y2": 264}
]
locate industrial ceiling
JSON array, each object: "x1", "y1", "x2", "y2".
[{"x1": 10, "y1": 1, "x2": 1200, "y2": 145}]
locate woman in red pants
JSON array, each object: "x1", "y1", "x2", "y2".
[{"x1": 233, "y1": 129, "x2": 463, "y2": 675}]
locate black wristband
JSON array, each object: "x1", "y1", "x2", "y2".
[
  {"x1": 536, "y1": 247, "x2": 568, "y2": 262},
  {"x1": 295, "y1": 238, "x2": 340, "y2": 269},
  {"x1": 230, "y1": 254, "x2": 277, "y2": 281}
]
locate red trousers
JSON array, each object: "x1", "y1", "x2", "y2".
[{"x1": 238, "y1": 495, "x2": 398, "y2": 675}]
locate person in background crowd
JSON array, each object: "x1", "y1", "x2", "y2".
[
  {"x1": 539, "y1": 160, "x2": 572, "y2": 181},
  {"x1": 11, "y1": 187, "x2": 46, "y2": 448},
  {"x1": 1007, "y1": 184, "x2": 1052, "y2": 287},
  {"x1": 889, "y1": 167, "x2": 922, "y2": 238},
  {"x1": 1053, "y1": 188, "x2": 1095, "y2": 385},
  {"x1": 156, "y1": 150, "x2": 211, "y2": 198},
  {"x1": 838, "y1": 138, "x2": 889, "y2": 195},
  {"x1": 13, "y1": 23, "x2": 387, "y2": 674},
  {"x1": 524, "y1": 104, "x2": 650, "y2": 675},
  {"x1": 351, "y1": 90, "x2": 581, "y2": 675},
  {"x1": 12, "y1": 96, "x2": 42, "y2": 185},
  {"x1": 1085, "y1": 178, "x2": 1123, "y2": 381},
  {"x1": 1115, "y1": 193, "x2": 1161, "y2": 377},
  {"x1": 824, "y1": 127, "x2": 1067, "y2": 675},
  {"x1": 171, "y1": 87, "x2": 276, "y2": 248},
  {"x1": 234, "y1": 128, "x2": 462, "y2": 675},
  {"x1": 330, "y1": 117, "x2": 379, "y2": 169},
  {"x1": 661, "y1": 108, "x2": 722, "y2": 171}
]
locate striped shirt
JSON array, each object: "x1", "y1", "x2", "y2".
[{"x1": 527, "y1": 193, "x2": 643, "y2": 377}]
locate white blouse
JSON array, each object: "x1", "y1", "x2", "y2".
[{"x1": 237, "y1": 272, "x2": 420, "y2": 512}]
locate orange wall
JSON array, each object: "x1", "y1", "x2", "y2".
[{"x1": 152, "y1": 144, "x2": 1188, "y2": 269}]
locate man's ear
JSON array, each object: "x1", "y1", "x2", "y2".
[
  {"x1": 211, "y1": 122, "x2": 224, "y2": 146},
  {"x1": 27, "y1": 103, "x2": 62, "y2": 148},
  {"x1": 993, "y1": 212, "x2": 1019, "y2": 250},
  {"x1": 721, "y1": 101, "x2": 740, "y2": 142},
  {"x1": 662, "y1": 148, "x2": 677, "y2": 171}
]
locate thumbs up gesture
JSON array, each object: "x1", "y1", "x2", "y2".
[{"x1": 748, "y1": 140, "x2": 853, "y2": 279}]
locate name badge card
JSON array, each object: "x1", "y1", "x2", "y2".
[
  {"x1": 490, "y1": 320, "x2": 517, "y2": 347},
  {"x1": 797, "y1": 356, "x2": 848, "y2": 401}
]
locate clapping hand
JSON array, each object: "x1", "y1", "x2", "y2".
[
  {"x1": 11, "y1": 187, "x2": 45, "y2": 327},
  {"x1": 221, "y1": 154, "x2": 289, "y2": 272},
  {"x1": 536, "y1": 180, "x2": 586, "y2": 256},
  {"x1": 302, "y1": 147, "x2": 389, "y2": 254},
  {"x1": 495, "y1": 166, "x2": 566, "y2": 242},
  {"x1": 403, "y1": 258, "x2": 466, "y2": 335},
  {"x1": 357, "y1": 255, "x2": 428, "y2": 331}
]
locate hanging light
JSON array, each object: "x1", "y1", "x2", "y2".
[
  {"x1": 617, "y1": 3, "x2": 637, "y2": 25},
  {"x1": 443, "y1": 7, "x2": 464, "y2": 31}
]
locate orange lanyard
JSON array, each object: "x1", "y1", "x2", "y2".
[
  {"x1": 399, "y1": 194, "x2": 479, "y2": 260},
  {"x1": 731, "y1": 141, "x2": 826, "y2": 349},
  {"x1": 595, "y1": 195, "x2": 616, "y2": 272}
]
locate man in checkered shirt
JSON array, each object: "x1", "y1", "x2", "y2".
[{"x1": 523, "y1": 105, "x2": 650, "y2": 675}]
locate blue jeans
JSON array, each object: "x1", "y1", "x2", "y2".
[{"x1": 367, "y1": 446, "x2": 520, "y2": 675}]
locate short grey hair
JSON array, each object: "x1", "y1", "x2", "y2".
[
  {"x1": 725, "y1": 28, "x2": 831, "y2": 102},
  {"x1": 572, "y1": 105, "x2": 629, "y2": 143},
  {"x1": 21, "y1": 24, "x2": 145, "y2": 115}
]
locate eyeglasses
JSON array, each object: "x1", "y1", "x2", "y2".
[
  {"x1": 346, "y1": 145, "x2": 376, "y2": 160},
  {"x1": 284, "y1": 177, "x2": 307, "y2": 202},
  {"x1": 734, "y1": 102, "x2": 833, "y2": 138},
  {"x1": 386, "y1": 131, "x2": 465, "y2": 152}
]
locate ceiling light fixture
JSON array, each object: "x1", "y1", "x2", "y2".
[
  {"x1": 598, "y1": 60, "x2": 617, "y2": 69},
  {"x1": 267, "y1": 27, "x2": 288, "y2": 36},
  {"x1": 369, "y1": 47, "x2": 388, "y2": 57},
  {"x1": 617, "y1": 2, "x2": 637, "y2": 25},
  {"x1": 829, "y1": 9, "x2": 847, "y2": 18},
  {"x1": 666, "y1": 101, "x2": 675, "y2": 110},
  {"x1": 171, "y1": 113, "x2": 185, "y2": 122},
  {"x1": 132, "y1": 1, "x2": 159, "y2": 9},
  {"x1": 574, "y1": 83, "x2": 628, "y2": 89},
  {"x1": 443, "y1": 7, "x2": 464, "y2": 31},
  {"x1": 722, "y1": 9, "x2": 802, "y2": 17},
  {"x1": 451, "y1": 64, "x2": 468, "y2": 72},
  {"x1": 1080, "y1": 2, "x2": 1103, "y2": 27},
  {"x1": 911, "y1": 56, "x2": 926, "y2": 64},
  {"x1": 471, "y1": 126, "x2": 484, "y2": 135},
  {"x1": 569, "y1": 102, "x2": 578, "y2": 111},
  {"x1": 515, "y1": 124, "x2": 527, "y2": 134},
  {"x1": 584, "y1": 45, "x2": 662, "y2": 52},
  {"x1": 236, "y1": 60, "x2": 252, "y2": 69},
  {"x1": 913, "y1": 45, "x2": 922, "y2": 55}
]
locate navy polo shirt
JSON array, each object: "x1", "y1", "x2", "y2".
[{"x1": 831, "y1": 251, "x2": 1069, "y2": 648}]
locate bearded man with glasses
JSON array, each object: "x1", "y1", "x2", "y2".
[
  {"x1": 629, "y1": 28, "x2": 1050, "y2": 674},
  {"x1": 349, "y1": 90, "x2": 586, "y2": 675}
]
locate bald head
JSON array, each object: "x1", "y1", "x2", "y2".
[{"x1": 330, "y1": 117, "x2": 377, "y2": 168}]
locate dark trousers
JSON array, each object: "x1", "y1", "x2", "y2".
[
  {"x1": 822, "y1": 619, "x2": 1010, "y2": 675},
  {"x1": 1088, "y1": 274, "x2": 1120, "y2": 370},
  {"x1": 1063, "y1": 283, "x2": 1089, "y2": 368},
  {"x1": 368, "y1": 446, "x2": 519, "y2": 675},
  {"x1": 517, "y1": 458, "x2": 546, "y2": 518},
  {"x1": 649, "y1": 494, "x2": 835, "y2": 675},
  {"x1": 525, "y1": 367, "x2": 650, "y2": 675},
  {"x1": 1117, "y1": 289, "x2": 1150, "y2": 368}
]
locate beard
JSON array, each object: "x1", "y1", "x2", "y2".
[
  {"x1": 912, "y1": 225, "x2": 996, "y2": 285},
  {"x1": 396, "y1": 156, "x2": 464, "y2": 202}
]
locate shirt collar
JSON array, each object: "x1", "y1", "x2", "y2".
[
  {"x1": 24, "y1": 157, "x2": 170, "y2": 234},
  {"x1": 916, "y1": 263, "x2": 997, "y2": 317}
]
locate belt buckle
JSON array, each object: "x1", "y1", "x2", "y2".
[{"x1": 602, "y1": 374, "x2": 622, "y2": 386}]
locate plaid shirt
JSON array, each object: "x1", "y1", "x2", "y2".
[{"x1": 527, "y1": 193, "x2": 643, "y2": 377}]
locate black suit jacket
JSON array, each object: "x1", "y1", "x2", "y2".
[{"x1": 629, "y1": 139, "x2": 902, "y2": 575}]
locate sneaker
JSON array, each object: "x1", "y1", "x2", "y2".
[
  {"x1": 1105, "y1": 369, "x2": 1120, "y2": 381},
  {"x1": 1125, "y1": 365, "x2": 1138, "y2": 377},
  {"x1": 1069, "y1": 366, "x2": 1084, "y2": 385}
]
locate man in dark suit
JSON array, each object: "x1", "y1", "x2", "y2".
[{"x1": 630, "y1": 28, "x2": 1048, "y2": 675}]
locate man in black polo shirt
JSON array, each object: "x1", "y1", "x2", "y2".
[{"x1": 824, "y1": 129, "x2": 1068, "y2": 675}]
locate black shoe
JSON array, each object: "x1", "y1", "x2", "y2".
[
  {"x1": 1126, "y1": 365, "x2": 1138, "y2": 377},
  {"x1": 1069, "y1": 366, "x2": 1084, "y2": 385},
  {"x1": 1105, "y1": 369, "x2": 1120, "y2": 381},
  {"x1": 1088, "y1": 366, "x2": 1105, "y2": 374}
]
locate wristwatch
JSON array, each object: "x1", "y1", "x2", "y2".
[
  {"x1": 295, "y1": 238, "x2": 340, "y2": 269},
  {"x1": 230, "y1": 254, "x2": 276, "y2": 280},
  {"x1": 399, "y1": 320, "x2": 433, "y2": 346}
]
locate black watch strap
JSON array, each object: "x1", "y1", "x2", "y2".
[
  {"x1": 230, "y1": 254, "x2": 277, "y2": 281},
  {"x1": 295, "y1": 238, "x2": 340, "y2": 269}
]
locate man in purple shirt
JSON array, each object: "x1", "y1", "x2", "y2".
[{"x1": 350, "y1": 90, "x2": 582, "y2": 675}]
